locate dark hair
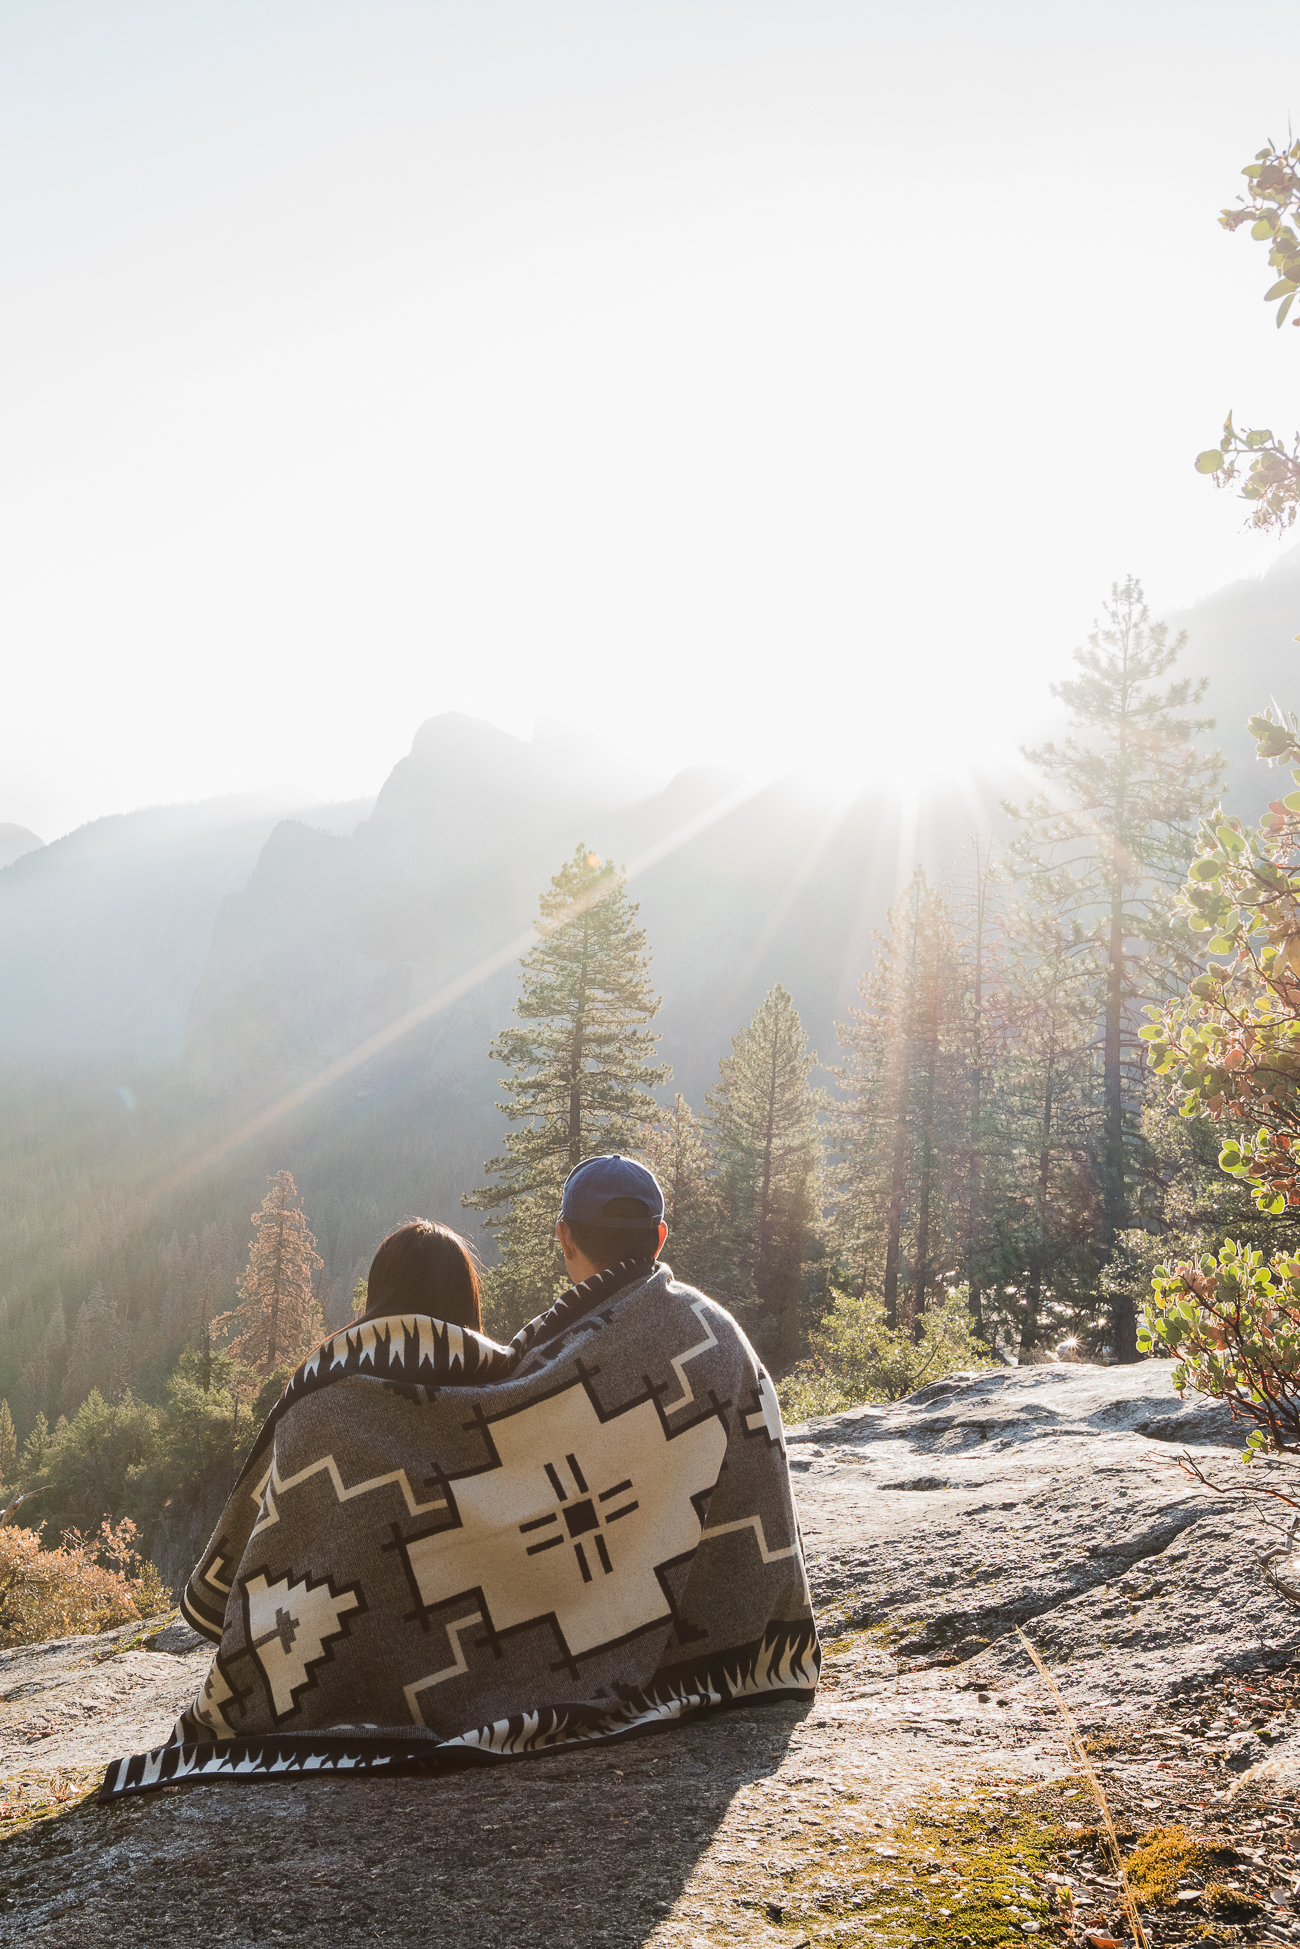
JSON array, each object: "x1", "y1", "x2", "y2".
[
  {"x1": 563, "y1": 1218, "x2": 661, "y2": 1274},
  {"x1": 364, "y1": 1221, "x2": 482, "y2": 1332}
]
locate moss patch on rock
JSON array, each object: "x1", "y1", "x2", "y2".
[
  {"x1": 745, "y1": 1780, "x2": 1081, "y2": 1947},
  {"x1": 1122, "y1": 1824, "x2": 1213, "y2": 1909},
  {"x1": 1203, "y1": 1880, "x2": 1267, "y2": 1923}
]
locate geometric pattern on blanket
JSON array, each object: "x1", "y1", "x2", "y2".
[
  {"x1": 99, "y1": 1262, "x2": 819, "y2": 1799},
  {"x1": 402, "y1": 1368, "x2": 729, "y2": 1673}
]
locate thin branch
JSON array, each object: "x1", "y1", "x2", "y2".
[
  {"x1": 0, "y1": 1487, "x2": 46, "y2": 1528},
  {"x1": 1172, "y1": 1448, "x2": 1300, "y2": 1511}
]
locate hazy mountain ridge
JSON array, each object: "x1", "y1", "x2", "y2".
[
  {"x1": 160, "y1": 715, "x2": 1037, "y2": 1302},
  {"x1": 183, "y1": 716, "x2": 1025, "y2": 1111},
  {"x1": 0, "y1": 788, "x2": 374, "y2": 1067}
]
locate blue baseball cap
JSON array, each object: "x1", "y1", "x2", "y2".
[{"x1": 559, "y1": 1154, "x2": 665, "y2": 1227}]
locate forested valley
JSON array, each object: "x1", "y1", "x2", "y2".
[{"x1": 2, "y1": 574, "x2": 1293, "y2": 1599}]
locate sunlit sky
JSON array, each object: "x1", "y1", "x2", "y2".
[{"x1": 6, "y1": 1, "x2": 1300, "y2": 840}]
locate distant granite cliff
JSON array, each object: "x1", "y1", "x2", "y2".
[
  {"x1": 0, "y1": 790, "x2": 372, "y2": 1068},
  {"x1": 177, "y1": 711, "x2": 1005, "y2": 1115}
]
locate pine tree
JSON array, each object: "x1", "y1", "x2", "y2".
[
  {"x1": 640, "y1": 1094, "x2": 721, "y2": 1290},
  {"x1": 220, "y1": 1171, "x2": 323, "y2": 1375},
  {"x1": 832, "y1": 873, "x2": 969, "y2": 1336},
  {"x1": 708, "y1": 985, "x2": 822, "y2": 1361},
  {"x1": 0, "y1": 1400, "x2": 16, "y2": 1486},
  {"x1": 949, "y1": 838, "x2": 1003, "y2": 1333},
  {"x1": 466, "y1": 845, "x2": 669, "y2": 1327},
  {"x1": 197, "y1": 1272, "x2": 220, "y2": 1392},
  {"x1": 20, "y1": 1410, "x2": 51, "y2": 1478},
  {"x1": 1009, "y1": 578, "x2": 1223, "y2": 1359},
  {"x1": 995, "y1": 910, "x2": 1104, "y2": 1356}
]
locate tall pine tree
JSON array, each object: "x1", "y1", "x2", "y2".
[
  {"x1": 1009, "y1": 578, "x2": 1222, "y2": 1359},
  {"x1": 708, "y1": 985, "x2": 822, "y2": 1361},
  {"x1": 466, "y1": 845, "x2": 669, "y2": 1327},
  {"x1": 949, "y1": 837, "x2": 1003, "y2": 1333},
  {"x1": 220, "y1": 1171, "x2": 323, "y2": 1375}
]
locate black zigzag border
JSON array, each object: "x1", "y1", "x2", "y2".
[{"x1": 98, "y1": 1619, "x2": 819, "y2": 1801}]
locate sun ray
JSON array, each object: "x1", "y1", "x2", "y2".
[{"x1": 155, "y1": 776, "x2": 768, "y2": 1196}]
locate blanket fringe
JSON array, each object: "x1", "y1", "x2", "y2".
[{"x1": 97, "y1": 1622, "x2": 819, "y2": 1800}]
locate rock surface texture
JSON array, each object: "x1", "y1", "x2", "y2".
[
  {"x1": 1, "y1": 1360, "x2": 1297, "y2": 1947},
  {"x1": 793, "y1": 1358, "x2": 1300, "y2": 1696}
]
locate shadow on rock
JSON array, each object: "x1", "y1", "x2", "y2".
[{"x1": 0, "y1": 1701, "x2": 812, "y2": 1948}]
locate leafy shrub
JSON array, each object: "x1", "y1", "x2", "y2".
[
  {"x1": 1140, "y1": 1238, "x2": 1300, "y2": 1455},
  {"x1": 1138, "y1": 708, "x2": 1300, "y2": 1458},
  {"x1": 17, "y1": 1390, "x2": 161, "y2": 1546},
  {"x1": 1150, "y1": 712, "x2": 1300, "y2": 1213},
  {"x1": 0, "y1": 1516, "x2": 168, "y2": 1648},
  {"x1": 777, "y1": 1286, "x2": 996, "y2": 1422}
]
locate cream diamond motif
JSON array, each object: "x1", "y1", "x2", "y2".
[{"x1": 405, "y1": 1377, "x2": 727, "y2": 1659}]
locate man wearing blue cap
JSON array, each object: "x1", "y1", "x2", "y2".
[{"x1": 555, "y1": 1152, "x2": 668, "y2": 1288}]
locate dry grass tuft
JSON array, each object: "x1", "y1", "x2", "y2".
[{"x1": 1015, "y1": 1625, "x2": 1149, "y2": 1949}]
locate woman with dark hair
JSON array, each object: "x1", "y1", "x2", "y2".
[{"x1": 356, "y1": 1220, "x2": 482, "y2": 1334}]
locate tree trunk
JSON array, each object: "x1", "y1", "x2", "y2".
[
  {"x1": 267, "y1": 1197, "x2": 286, "y2": 1372},
  {"x1": 567, "y1": 917, "x2": 591, "y2": 1168},
  {"x1": 1103, "y1": 881, "x2": 1136, "y2": 1359},
  {"x1": 966, "y1": 846, "x2": 988, "y2": 1334},
  {"x1": 756, "y1": 1038, "x2": 778, "y2": 1315},
  {"x1": 1022, "y1": 1054, "x2": 1054, "y2": 1358},
  {"x1": 883, "y1": 1093, "x2": 909, "y2": 1332},
  {"x1": 883, "y1": 891, "x2": 920, "y2": 1332},
  {"x1": 1104, "y1": 662, "x2": 1137, "y2": 1362},
  {"x1": 909, "y1": 965, "x2": 939, "y2": 1343}
]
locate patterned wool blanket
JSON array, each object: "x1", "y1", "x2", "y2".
[{"x1": 101, "y1": 1262, "x2": 819, "y2": 1799}]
